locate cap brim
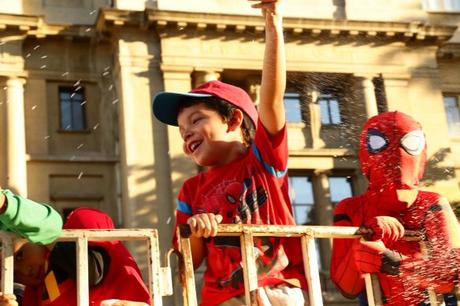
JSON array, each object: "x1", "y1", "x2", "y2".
[{"x1": 152, "y1": 92, "x2": 213, "y2": 126}]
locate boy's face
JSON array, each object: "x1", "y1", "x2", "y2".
[
  {"x1": 178, "y1": 102, "x2": 244, "y2": 168},
  {"x1": 13, "y1": 240, "x2": 48, "y2": 286}
]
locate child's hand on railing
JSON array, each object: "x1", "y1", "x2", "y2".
[
  {"x1": 0, "y1": 293, "x2": 18, "y2": 306},
  {"x1": 186, "y1": 213, "x2": 223, "y2": 238}
]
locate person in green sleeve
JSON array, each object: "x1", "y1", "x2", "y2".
[
  {"x1": 0, "y1": 189, "x2": 63, "y2": 247},
  {"x1": 0, "y1": 188, "x2": 63, "y2": 306}
]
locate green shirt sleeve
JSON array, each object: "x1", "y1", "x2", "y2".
[{"x1": 0, "y1": 189, "x2": 63, "y2": 245}]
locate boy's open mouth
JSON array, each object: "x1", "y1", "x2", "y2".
[{"x1": 188, "y1": 140, "x2": 202, "y2": 153}]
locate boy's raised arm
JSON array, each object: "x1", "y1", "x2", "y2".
[{"x1": 250, "y1": 0, "x2": 286, "y2": 135}]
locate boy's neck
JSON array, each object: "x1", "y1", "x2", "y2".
[{"x1": 207, "y1": 143, "x2": 249, "y2": 170}]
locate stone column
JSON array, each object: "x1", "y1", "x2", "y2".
[
  {"x1": 194, "y1": 70, "x2": 221, "y2": 87},
  {"x1": 309, "y1": 89, "x2": 325, "y2": 149},
  {"x1": 5, "y1": 77, "x2": 27, "y2": 196},
  {"x1": 311, "y1": 171, "x2": 333, "y2": 270},
  {"x1": 359, "y1": 76, "x2": 378, "y2": 118},
  {"x1": 246, "y1": 76, "x2": 261, "y2": 108}
]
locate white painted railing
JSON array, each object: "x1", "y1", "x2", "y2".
[
  {"x1": 0, "y1": 229, "x2": 174, "y2": 306},
  {"x1": 177, "y1": 224, "x2": 426, "y2": 306},
  {"x1": 0, "y1": 226, "x2": 437, "y2": 306}
]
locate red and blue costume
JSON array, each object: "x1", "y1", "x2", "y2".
[{"x1": 331, "y1": 111, "x2": 460, "y2": 305}]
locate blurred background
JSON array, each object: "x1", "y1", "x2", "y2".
[{"x1": 0, "y1": 0, "x2": 459, "y2": 304}]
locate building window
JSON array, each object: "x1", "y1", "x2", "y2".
[
  {"x1": 422, "y1": 0, "x2": 460, "y2": 12},
  {"x1": 318, "y1": 93, "x2": 341, "y2": 125},
  {"x1": 59, "y1": 86, "x2": 87, "y2": 131},
  {"x1": 288, "y1": 176, "x2": 314, "y2": 225},
  {"x1": 284, "y1": 92, "x2": 303, "y2": 123},
  {"x1": 444, "y1": 95, "x2": 460, "y2": 136},
  {"x1": 328, "y1": 176, "x2": 353, "y2": 204}
]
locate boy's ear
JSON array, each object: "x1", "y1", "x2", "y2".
[{"x1": 227, "y1": 109, "x2": 244, "y2": 132}]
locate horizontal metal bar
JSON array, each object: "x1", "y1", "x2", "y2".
[
  {"x1": 178, "y1": 224, "x2": 423, "y2": 240},
  {"x1": 58, "y1": 229, "x2": 158, "y2": 241}
]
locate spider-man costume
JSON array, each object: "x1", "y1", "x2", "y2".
[{"x1": 331, "y1": 111, "x2": 460, "y2": 305}]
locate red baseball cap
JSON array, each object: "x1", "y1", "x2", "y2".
[{"x1": 152, "y1": 80, "x2": 258, "y2": 127}]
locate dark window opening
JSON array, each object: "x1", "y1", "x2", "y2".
[
  {"x1": 284, "y1": 92, "x2": 303, "y2": 123},
  {"x1": 59, "y1": 86, "x2": 87, "y2": 131},
  {"x1": 318, "y1": 93, "x2": 341, "y2": 125},
  {"x1": 444, "y1": 95, "x2": 460, "y2": 136}
]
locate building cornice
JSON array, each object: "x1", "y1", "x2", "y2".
[
  {"x1": 149, "y1": 10, "x2": 456, "y2": 42},
  {"x1": 0, "y1": 13, "x2": 96, "y2": 39},
  {"x1": 0, "y1": 13, "x2": 40, "y2": 31},
  {"x1": 0, "y1": 9, "x2": 456, "y2": 44}
]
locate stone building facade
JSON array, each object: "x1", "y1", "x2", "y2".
[{"x1": 0, "y1": 0, "x2": 459, "y2": 304}]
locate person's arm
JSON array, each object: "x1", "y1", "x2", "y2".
[
  {"x1": 186, "y1": 213, "x2": 223, "y2": 269},
  {"x1": 330, "y1": 199, "x2": 364, "y2": 298},
  {"x1": 0, "y1": 189, "x2": 62, "y2": 246},
  {"x1": 250, "y1": 0, "x2": 286, "y2": 135}
]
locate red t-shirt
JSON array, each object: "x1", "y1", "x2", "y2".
[{"x1": 174, "y1": 121, "x2": 306, "y2": 306}]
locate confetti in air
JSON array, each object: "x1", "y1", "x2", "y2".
[
  {"x1": 77, "y1": 171, "x2": 84, "y2": 180},
  {"x1": 31, "y1": 105, "x2": 37, "y2": 110}
]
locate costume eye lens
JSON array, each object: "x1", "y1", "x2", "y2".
[
  {"x1": 366, "y1": 128, "x2": 388, "y2": 153},
  {"x1": 401, "y1": 130, "x2": 425, "y2": 156}
]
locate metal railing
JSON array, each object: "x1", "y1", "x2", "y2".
[
  {"x1": 177, "y1": 224, "x2": 427, "y2": 306},
  {"x1": 0, "y1": 229, "x2": 175, "y2": 306},
  {"x1": 0, "y1": 226, "x2": 440, "y2": 306}
]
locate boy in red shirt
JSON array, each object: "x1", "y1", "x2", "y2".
[{"x1": 153, "y1": 1, "x2": 306, "y2": 305}]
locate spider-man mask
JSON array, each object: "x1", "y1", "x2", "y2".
[{"x1": 359, "y1": 111, "x2": 426, "y2": 194}]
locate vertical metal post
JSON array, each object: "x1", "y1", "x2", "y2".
[
  {"x1": 364, "y1": 273, "x2": 383, "y2": 306},
  {"x1": 301, "y1": 234, "x2": 323, "y2": 306},
  {"x1": 148, "y1": 231, "x2": 163, "y2": 306},
  {"x1": 240, "y1": 230, "x2": 258, "y2": 306},
  {"x1": 76, "y1": 236, "x2": 89, "y2": 306},
  {"x1": 1, "y1": 235, "x2": 14, "y2": 294},
  {"x1": 179, "y1": 234, "x2": 198, "y2": 306}
]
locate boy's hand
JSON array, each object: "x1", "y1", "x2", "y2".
[
  {"x1": 187, "y1": 213, "x2": 223, "y2": 238},
  {"x1": 0, "y1": 293, "x2": 18, "y2": 306},
  {"x1": 249, "y1": 0, "x2": 283, "y2": 27}
]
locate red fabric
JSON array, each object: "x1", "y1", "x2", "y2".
[
  {"x1": 331, "y1": 112, "x2": 460, "y2": 305},
  {"x1": 190, "y1": 80, "x2": 258, "y2": 127},
  {"x1": 173, "y1": 121, "x2": 305, "y2": 306},
  {"x1": 352, "y1": 240, "x2": 387, "y2": 273},
  {"x1": 23, "y1": 208, "x2": 151, "y2": 306},
  {"x1": 359, "y1": 111, "x2": 426, "y2": 195}
]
